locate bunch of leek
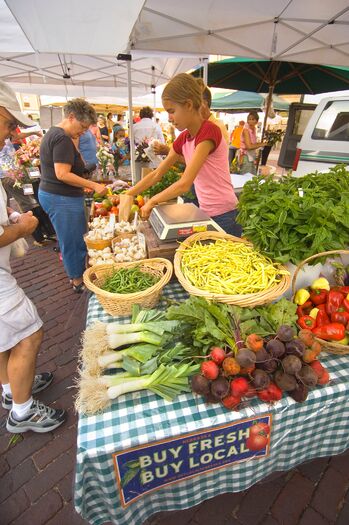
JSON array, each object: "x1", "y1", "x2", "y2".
[
  {"x1": 76, "y1": 363, "x2": 199, "y2": 415},
  {"x1": 77, "y1": 305, "x2": 201, "y2": 414}
]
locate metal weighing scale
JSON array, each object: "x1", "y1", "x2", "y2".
[{"x1": 149, "y1": 203, "x2": 222, "y2": 241}]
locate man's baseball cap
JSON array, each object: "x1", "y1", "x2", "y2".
[{"x1": 0, "y1": 79, "x2": 36, "y2": 127}]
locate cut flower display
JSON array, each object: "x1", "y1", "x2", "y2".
[
  {"x1": 4, "y1": 138, "x2": 42, "y2": 188},
  {"x1": 97, "y1": 144, "x2": 115, "y2": 177}
]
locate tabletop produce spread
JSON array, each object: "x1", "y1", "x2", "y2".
[
  {"x1": 79, "y1": 168, "x2": 349, "y2": 414},
  {"x1": 76, "y1": 166, "x2": 349, "y2": 524}
]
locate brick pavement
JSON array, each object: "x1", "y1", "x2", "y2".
[{"x1": 0, "y1": 237, "x2": 348, "y2": 525}]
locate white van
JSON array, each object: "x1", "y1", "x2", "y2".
[{"x1": 278, "y1": 96, "x2": 349, "y2": 177}]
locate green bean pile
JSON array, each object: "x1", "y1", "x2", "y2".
[{"x1": 101, "y1": 267, "x2": 160, "y2": 294}]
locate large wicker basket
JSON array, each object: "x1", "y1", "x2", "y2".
[
  {"x1": 83, "y1": 258, "x2": 173, "y2": 316},
  {"x1": 292, "y1": 250, "x2": 349, "y2": 356},
  {"x1": 174, "y1": 231, "x2": 290, "y2": 307}
]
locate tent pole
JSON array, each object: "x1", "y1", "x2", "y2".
[
  {"x1": 127, "y1": 60, "x2": 136, "y2": 185},
  {"x1": 203, "y1": 57, "x2": 208, "y2": 84},
  {"x1": 256, "y1": 83, "x2": 274, "y2": 172}
]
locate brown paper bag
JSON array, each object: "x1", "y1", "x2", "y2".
[{"x1": 118, "y1": 194, "x2": 134, "y2": 222}]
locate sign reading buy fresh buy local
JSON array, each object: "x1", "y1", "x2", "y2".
[{"x1": 113, "y1": 414, "x2": 272, "y2": 507}]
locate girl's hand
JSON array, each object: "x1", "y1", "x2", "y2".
[
  {"x1": 93, "y1": 183, "x2": 107, "y2": 195},
  {"x1": 140, "y1": 200, "x2": 154, "y2": 219}
]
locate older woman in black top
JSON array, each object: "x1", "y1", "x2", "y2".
[{"x1": 38, "y1": 99, "x2": 106, "y2": 292}]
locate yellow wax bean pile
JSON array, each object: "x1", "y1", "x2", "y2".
[{"x1": 180, "y1": 239, "x2": 288, "y2": 295}]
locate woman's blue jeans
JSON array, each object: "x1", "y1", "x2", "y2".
[
  {"x1": 38, "y1": 190, "x2": 87, "y2": 279},
  {"x1": 211, "y1": 209, "x2": 243, "y2": 237}
]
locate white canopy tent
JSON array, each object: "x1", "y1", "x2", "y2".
[
  {"x1": 3, "y1": 0, "x2": 349, "y2": 91},
  {"x1": 0, "y1": 0, "x2": 204, "y2": 178},
  {"x1": 2, "y1": 0, "x2": 349, "y2": 178},
  {"x1": 129, "y1": 1, "x2": 349, "y2": 67}
]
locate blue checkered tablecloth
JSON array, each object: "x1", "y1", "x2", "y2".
[{"x1": 75, "y1": 282, "x2": 349, "y2": 525}]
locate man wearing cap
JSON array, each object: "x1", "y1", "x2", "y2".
[{"x1": 0, "y1": 79, "x2": 66, "y2": 433}]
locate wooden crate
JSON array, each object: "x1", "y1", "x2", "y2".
[{"x1": 139, "y1": 221, "x2": 179, "y2": 262}]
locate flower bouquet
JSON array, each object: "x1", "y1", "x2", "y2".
[
  {"x1": 4, "y1": 138, "x2": 42, "y2": 190},
  {"x1": 96, "y1": 144, "x2": 115, "y2": 179}
]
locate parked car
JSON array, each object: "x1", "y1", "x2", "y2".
[{"x1": 278, "y1": 96, "x2": 349, "y2": 177}]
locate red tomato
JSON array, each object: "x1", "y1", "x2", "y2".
[
  {"x1": 110, "y1": 206, "x2": 119, "y2": 215},
  {"x1": 95, "y1": 207, "x2": 108, "y2": 217},
  {"x1": 249, "y1": 422, "x2": 270, "y2": 437},
  {"x1": 246, "y1": 434, "x2": 268, "y2": 451}
]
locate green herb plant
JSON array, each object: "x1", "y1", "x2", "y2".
[{"x1": 237, "y1": 165, "x2": 349, "y2": 265}]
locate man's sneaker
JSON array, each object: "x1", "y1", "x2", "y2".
[
  {"x1": 6, "y1": 400, "x2": 66, "y2": 433},
  {"x1": 1, "y1": 372, "x2": 53, "y2": 410}
]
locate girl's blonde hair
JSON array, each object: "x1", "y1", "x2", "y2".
[{"x1": 162, "y1": 73, "x2": 206, "y2": 110}]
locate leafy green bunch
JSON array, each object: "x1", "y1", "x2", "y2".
[
  {"x1": 237, "y1": 165, "x2": 349, "y2": 265},
  {"x1": 142, "y1": 164, "x2": 194, "y2": 200}
]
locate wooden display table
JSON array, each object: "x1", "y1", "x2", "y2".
[{"x1": 140, "y1": 221, "x2": 179, "y2": 262}]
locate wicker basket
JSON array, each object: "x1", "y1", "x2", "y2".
[
  {"x1": 292, "y1": 249, "x2": 349, "y2": 355},
  {"x1": 174, "y1": 231, "x2": 290, "y2": 307},
  {"x1": 84, "y1": 233, "x2": 112, "y2": 251},
  {"x1": 83, "y1": 258, "x2": 173, "y2": 316}
]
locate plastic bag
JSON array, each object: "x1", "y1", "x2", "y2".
[{"x1": 11, "y1": 237, "x2": 29, "y2": 258}]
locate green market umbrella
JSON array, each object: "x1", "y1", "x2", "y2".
[
  {"x1": 194, "y1": 57, "x2": 349, "y2": 95},
  {"x1": 211, "y1": 90, "x2": 289, "y2": 113}
]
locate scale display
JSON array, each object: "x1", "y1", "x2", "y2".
[{"x1": 149, "y1": 203, "x2": 222, "y2": 241}]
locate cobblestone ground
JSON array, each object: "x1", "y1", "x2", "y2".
[{"x1": 0, "y1": 222, "x2": 348, "y2": 525}]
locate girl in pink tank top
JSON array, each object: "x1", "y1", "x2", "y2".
[
  {"x1": 239, "y1": 111, "x2": 267, "y2": 175},
  {"x1": 126, "y1": 73, "x2": 242, "y2": 237}
]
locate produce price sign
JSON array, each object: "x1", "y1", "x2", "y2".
[{"x1": 113, "y1": 414, "x2": 272, "y2": 507}]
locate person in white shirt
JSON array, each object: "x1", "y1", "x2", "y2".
[
  {"x1": 133, "y1": 106, "x2": 165, "y2": 145},
  {"x1": 0, "y1": 79, "x2": 66, "y2": 434}
]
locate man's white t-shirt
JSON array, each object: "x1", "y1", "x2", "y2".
[
  {"x1": 133, "y1": 118, "x2": 165, "y2": 144},
  {"x1": 0, "y1": 141, "x2": 26, "y2": 314}
]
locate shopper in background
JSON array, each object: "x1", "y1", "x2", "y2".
[
  {"x1": 0, "y1": 78, "x2": 66, "y2": 434},
  {"x1": 78, "y1": 129, "x2": 98, "y2": 170},
  {"x1": 97, "y1": 115, "x2": 109, "y2": 143},
  {"x1": 38, "y1": 98, "x2": 106, "y2": 293},
  {"x1": 89, "y1": 122, "x2": 101, "y2": 144},
  {"x1": 239, "y1": 112, "x2": 268, "y2": 175},
  {"x1": 133, "y1": 106, "x2": 165, "y2": 145},
  {"x1": 106, "y1": 112, "x2": 115, "y2": 140},
  {"x1": 126, "y1": 73, "x2": 241, "y2": 236},
  {"x1": 230, "y1": 120, "x2": 245, "y2": 161}
]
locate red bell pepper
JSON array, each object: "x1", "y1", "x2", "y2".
[
  {"x1": 331, "y1": 309, "x2": 349, "y2": 325},
  {"x1": 326, "y1": 290, "x2": 344, "y2": 315},
  {"x1": 316, "y1": 310, "x2": 330, "y2": 327},
  {"x1": 317, "y1": 303, "x2": 327, "y2": 311},
  {"x1": 312, "y1": 323, "x2": 346, "y2": 341},
  {"x1": 297, "y1": 302, "x2": 313, "y2": 317},
  {"x1": 297, "y1": 315, "x2": 316, "y2": 330},
  {"x1": 302, "y1": 300, "x2": 313, "y2": 315},
  {"x1": 331, "y1": 286, "x2": 349, "y2": 295},
  {"x1": 343, "y1": 297, "x2": 349, "y2": 312},
  {"x1": 309, "y1": 289, "x2": 328, "y2": 305},
  {"x1": 296, "y1": 305, "x2": 304, "y2": 318}
]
